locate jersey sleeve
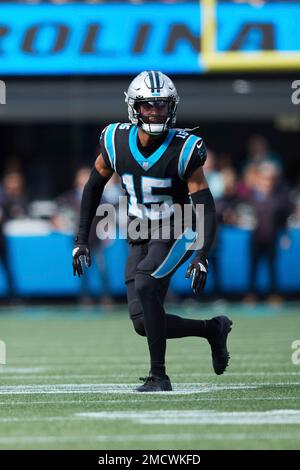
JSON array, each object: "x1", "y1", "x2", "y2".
[
  {"x1": 178, "y1": 135, "x2": 207, "y2": 180},
  {"x1": 99, "y1": 123, "x2": 119, "y2": 171}
]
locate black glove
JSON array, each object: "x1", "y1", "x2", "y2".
[
  {"x1": 185, "y1": 252, "x2": 208, "y2": 294},
  {"x1": 72, "y1": 240, "x2": 91, "y2": 277}
]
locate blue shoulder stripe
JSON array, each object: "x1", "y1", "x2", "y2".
[
  {"x1": 178, "y1": 135, "x2": 202, "y2": 180},
  {"x1": 103, "y1": 123, "x2": 119, "y2": 171}
]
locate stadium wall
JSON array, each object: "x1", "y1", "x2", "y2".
[{"x1": 0, "y1": 228, "x2": 299, "y2": 297}]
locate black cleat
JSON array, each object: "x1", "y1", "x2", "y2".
[
  {"x1": 208, "y1": 315, "x2": 233, "y2": 375},
  {"x1": 136, "y1": 374, "x2": 172, "y2": 392}
]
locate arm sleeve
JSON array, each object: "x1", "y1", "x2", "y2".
[
  {"x1": 76, "y1": 167, "x2": 109, "y2": 244},
  {"x1": 190, "y1": 188, "x2": 217, "y2": 257}
]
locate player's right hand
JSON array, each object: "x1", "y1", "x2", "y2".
[{"x1": 72, "y1": 241, "x2": 91, "y2": 277}]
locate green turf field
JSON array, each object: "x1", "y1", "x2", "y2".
[{"x1": 0, "y1": 303, "x2": 299, "y2": 450}]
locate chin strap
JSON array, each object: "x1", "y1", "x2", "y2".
[{"x1": 184, "y1": 126, "x2": 200, "y2": 132}]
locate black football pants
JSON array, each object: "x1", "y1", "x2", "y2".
[{"x1": 125, "y1": 236, "x2": 213, "y2": 377}]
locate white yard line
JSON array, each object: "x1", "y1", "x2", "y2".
[
  {"x1": 76, "y1": 409, "x2": 300, "y2": 425},
  {"x1": 0, "y1": 383, "x2": 259, "y2": 395},
  {"x1": 0, "y1": 367, "x2": 48, "y2": 374},
  {"x1": 1, "y1": 409, "x2": 300, "y2": 426},
  {"x1": 97, "y1": 432, "x2": 300, "y2": 442},
  {"x1": 0, "y1": 396, "x2": 299, "y2": 406},
  {"x1": 0, "y1": 432, "x2": 299, "y2": 445},
  {"x1": 0, "y1": 417, "x2": 67, "y2": 423},
  {"x1": 175, "y1": 372, "x2": 300, "y2": 377},
  {"x1": 0, "y1": 382, "x2": 299, "y2": 396}
]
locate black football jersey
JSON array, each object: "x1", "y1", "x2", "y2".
[{"x1": 100, "y1": 123, "x2": 207, "y2": 222}]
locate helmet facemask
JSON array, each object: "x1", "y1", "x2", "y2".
[{"x1": 131, "y1": 98, "x2": 177, "y2": 135}]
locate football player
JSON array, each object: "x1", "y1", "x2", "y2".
[{"x1": 73, "y1": 71, "x2": 232, "y2": 392}]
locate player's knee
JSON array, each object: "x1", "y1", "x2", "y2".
[
  {"x1": 132, "y1": 316, "x2": 146, "y2": 337},
  {"x1": 135, "y1": 272, "x2": 157, "y2": 298},
  {"x1": 128, "y1": 298, "x2": 142, "y2": 321},
  {"x1": 128, "y1": 296, "x2": 146, "y2": 336}
]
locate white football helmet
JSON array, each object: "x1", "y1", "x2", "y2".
[{"x1": 124, "y1": 70, "x2": 180, "y2": 135}]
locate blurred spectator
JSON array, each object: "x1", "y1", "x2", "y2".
[
  {"x1": 2, "y1": 172, "x2": 28, "y2": 220},
  {"x1": 0, "y1": 200, "x2": 16, "y2": 301},
  {"x1": 203, "y1": 149, "x2": 225, "y2": 200},
  {"x1": 215, "y1": 168, "x2": 242, "y2": 227},
  {"x1": 55, "y1": 167, "x2": 94, "y2": 304},
  {"x1": 245, "y1": 162, "x2": 291, "y2": 305},
  {"x1": 94, "y1": 172, "x2": 125, "y2": 306},
  {"x1": 54, "y1": 167, "x2": 90, "y2": 234},
  {"x1": 217, "y1": 152, "x2": 234, "y2": 172},
  {"x1": 217, "y1": 167, "x2": 257, "y2": 230},
  {"x1": 236, "y1": 162, "x2": 257, "y2": 199},
  {"x1": 210, "y1": 167, "x2": 239, "y2": 296},
  {"x1": 0, "y1": 171, "x2": 28, "y2": 302},
  {"x1": 55, "y1": 167, "x2": 123, "y2": 305},
  {"x1": 288, "y1": 184, "x2": 300, "y2": 229},
  {"x1": 288, "y1": 197, "x2": 300, "y2": 229},
  {"x1": 244, "y1": 135, "x2": 283, "y2": 171}
]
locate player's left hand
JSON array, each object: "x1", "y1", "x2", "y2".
[
  {"x1": 72, "y1": 240, "x2": 91, "y2": 277},
  {"x1": 185, "y1": 252, "x2": 208, "y2": 294}
]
